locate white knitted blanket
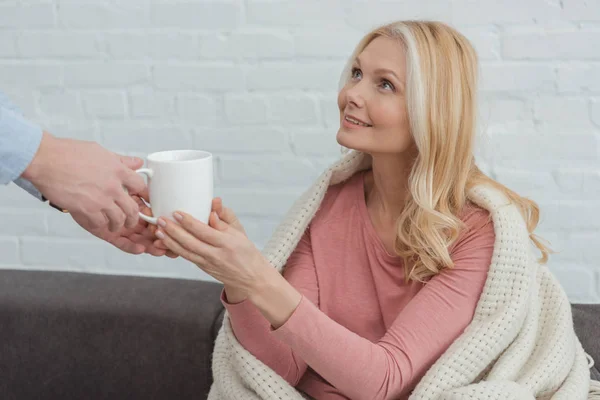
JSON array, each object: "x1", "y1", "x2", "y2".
[{"x1": 208, "y1": 150, "x2": 600, "y2": 400}]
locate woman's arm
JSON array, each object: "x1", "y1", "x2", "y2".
[
  {"x1": 220, "y1": 228, "x2": 319, "y2": 386},
  {"x1": 247, "y1": 212, "x2": 495, "y2": 400}
]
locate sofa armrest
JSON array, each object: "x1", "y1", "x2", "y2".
[
  {"x1": 572, "y1": 303, "x2": 600, "y2": 380},
  {"x1": 0, "y1": 270, "x2": 225, "y2": 400}
]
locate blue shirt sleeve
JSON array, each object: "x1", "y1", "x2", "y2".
[{"x1": 0, "y1": 91, "x2": 44, "y2": 200}]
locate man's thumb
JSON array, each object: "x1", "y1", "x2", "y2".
[{"x1": 119, "y1": 155, "x2": 144, "y2": 170}]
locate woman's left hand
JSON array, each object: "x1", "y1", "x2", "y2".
[{"x1": 155, "y1": 211, "x2": 269, "y2": 298}]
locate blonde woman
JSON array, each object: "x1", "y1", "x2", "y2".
[{"x1": 152, "y1": 21, "x2": 597, "y2": 400}]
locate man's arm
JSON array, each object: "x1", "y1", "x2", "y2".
[{"x1": 0, "y1": 91, "x2": 44, "y2": 199}]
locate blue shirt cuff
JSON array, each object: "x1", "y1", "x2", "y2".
[
  {"x1": 0, "y1": 106, "x2": 43, "y2": 185},
  {"x1": 13, "y1": 177, "x2": 43, "y2": 200}
]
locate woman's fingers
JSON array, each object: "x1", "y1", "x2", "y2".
[
  {"x1": 167, "y1": 212, "x2": 225, "y2": 247},
  {"x1": 212, "y1": 197, "x2": 223, "y2": 215},
  {"x1": 166, "y1": 249, "x2": 179, "y2": 258},
  {"x1": 209, "y1": 211, "x2": 229, "y2": 232},
  {"x1": 212, "y1": 199, "x2": 245, "y2": 234},
  {"x1": 157, "y1": 216, "x2": 216, "y2": 255},
  {"x1": 156, "y1": 230, "x2": 207, "y2": 265},
  {"x1": 154, "y1": 239, "x2": 168, "y2": 249},
  {"x1": 152, "y1": 239, "x2": 180, "y2": 258}
]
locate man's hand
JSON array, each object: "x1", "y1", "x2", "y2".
[
  {"x1": 22, "y1": 131, "x2": 147, "y2": 233},
  {"x1": 70, "y1": 195, "x2": 177, "y2": 257}
]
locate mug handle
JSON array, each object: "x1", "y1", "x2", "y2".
[{"x1": 135, "y1": 168, "x2": 158, "y2": 225}]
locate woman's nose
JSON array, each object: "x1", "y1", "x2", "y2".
[{"x1": 345, "y1": 83, "x2": 366, "y2": 108}]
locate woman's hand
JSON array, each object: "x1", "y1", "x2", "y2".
[
  {"x1": 211, "y1": 197, "x2": 246, "y2": 236},
  {"x1": 154, "y1": 202, "x2": 270, "y2": 300}
]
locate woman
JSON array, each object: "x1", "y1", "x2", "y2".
[{"x1": 152, "y1": 21, "x2": 596, "y2": 400}]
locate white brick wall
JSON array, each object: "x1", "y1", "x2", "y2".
[{"x1": 1, "y1": 0, "x2": 599, "y2": 303}]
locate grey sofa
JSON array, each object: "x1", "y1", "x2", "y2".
[{"x1": 0, "y1": 270, "x2": 598, "y2": 400}]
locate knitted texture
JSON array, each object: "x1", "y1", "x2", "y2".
[{"x1": 208, "y1": 150, "x2": 600, "y2": 400}]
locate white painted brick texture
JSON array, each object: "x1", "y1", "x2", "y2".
[{"x1": 0, "y1": 0, "x2": 598, "y2": 302}]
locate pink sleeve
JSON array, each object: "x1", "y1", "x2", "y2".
[
  {"x1": 221, "y1": 226, "x2": 319, "y2": 386},
  {"x1": 270, "y1": 210, "x2": 495, "y2": 400}
]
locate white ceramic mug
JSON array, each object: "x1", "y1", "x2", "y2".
[{"x1": 135, "y1": 150, "x2": 213, "y2": 225}]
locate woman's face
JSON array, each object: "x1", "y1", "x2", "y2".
[{"x1": 337, "y1": 36, "x2": 412, "y2": 155}]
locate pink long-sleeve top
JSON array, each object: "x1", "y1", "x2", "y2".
[{"x1": 221, "y1": 170, "x2": 495, "y2": 400}]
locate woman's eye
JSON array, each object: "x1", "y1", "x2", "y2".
[
  {"x1": 351, "y1": 67, "x2": 362, "y2": 79},
  {"x1": 381, "y1": 79, "x2": 395, "y2": 91}
]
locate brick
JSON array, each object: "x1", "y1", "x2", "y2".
[
  {"x1": 531, "y1": 230, "x2": 564, "y2": 259},
  {"x1": 40, "y1": 119, "x2": 98, "y2": 142},
  {"x1": 103, "y1": 33, "x2": 200, "y2": 60},
  {"x1": 82, "y1": 91, "x2": 127, "y2": 118},
  {"x1": 552, "y1": 169, "x2": 585, "y2": 193},
  {"x1": 98, "y1": 121, "x2": 193, "y2": 154},
  {"x1": 503, "y1": 31, "x2": 600, "y2": 60},
  {"x1": 533, "y1": 97, "x2": 595, "y2": 132},
  {"x1": 17, "y1": 32, "x2": 101, "y2": 59},
  {"x1": 319, "y1": 92, "x2": 342, "y2": 129},
  {"x1": 177, "y1": 94, "x2": 220, "y2": 126},
  {"x1": 346, "y1": 1, "x2": 452, "y2": 31},
  {"x1": 547, "y1": 265, "x2": 597, "y2": 302},
  {"x1": 0, "y1": 3, "x2": 56, "y2": 28},
  {"x1": 65, "y1": 62, "x2": 148, "y2": 87},
  {"x1": 58, "y1": 3, "x2": 149, "y2": 29},
  {"x1": 0, "y1": 238, "x2": 19, "y2": 266},
  {"x1": 493, "y1": 168, "x2": 557, "y2": 198},
  {"x1": 583, "y1": 170, "x2": 600, "y2": 194},
  {"x1": 201, "y1": 32, "x2": 293, "y2": 60},
  {"x1": 224, "y1": 94, "x2": 268, "y2": 125},
  {"x1": 192, "y1": 127, "x2": 290, "y2": 154},
  {"x1": 20, "y1": 237, "x2": 108, "y2": 268},
  {"x1": 567, "y1": 232, "x2": 600, "y2": 265},
  {"x1": 246, "y1": 63, "x2": 342, "y2": 91},
  {"x1": 552, "y1": 168, "x2": 600, "y2": 197},
  {"x1": 237, "y1": 216, "x2": 281, "y2": 249},
  {"x1": 484, "y1": 133, "x2": 598, "y2": 162},
  {"x1": 247, "y1": 0, "x2": 344, "y2": 26},
  {"x1": 153, "y1": 64, "x2": 244, "y2": 90},
  {"x1": 46, "y1": 211, "x2": 90, "y2": 238},
  {"x1": 0, "y1": 33, "x2": 17, "y2": 57},
  {"x1": 479, "y1": 120, "x2": 534, "y2": 141},
  {"x1": 219, "y1": 156, "x2": 319, "y2": 186},
  {"x1": 128, "y1": 89, "x2": 176, "y2": 119},
  {"x1": 215, "y1": 187, "x2": 305, "y2": 216},
  {"x1": 461, "y1": 27, "x2": 501, "y2": 61},
  {"x1": 563, "y1": 0, "x2": 600, "y2": 22},
  {"x1": 537, "y1": 201, "x2": 600, "y2": 229},
  {"x1": 266, "y1": 94, "x2": 319, "y2": 124},
  {"x1": 452, "y1": 0, "x2": 561, "y2": 24},
  {"x1": 38, "y1": 90, "x2": 82, "y2": 119},
  {"x1": 291, "y1": 129, "x2": 341, "y2": 156},
  {"x1": 0, "y1": 87, "x2": 36, "y2": 117},
  {"x1": 151, "y1": 1, "x2": 240, "y2": 30},
  {"x1": 591, "y1": 99, "x2": 600, "y2": 127},
  {"x1": 480, "y1": 64, "x2": 555, "y2": 93},
  {"x1": 557, "y1": 65, "x2": 600, "y2": 93},
  {"x1": 0, "y1": 184, "x2": 46, "y2": 209},
  {"x1": 0, "y1": 209, "x2": 46, "y2": 236},
  {"x1": 0, "y1": 64, "x2": 62, "y2": 88},
  {"x1": 294, "y1": 28, "x2": 362, "y2": 59},
  {"x1": 480, "y1": 98, "x2": 530, "y2": 125}
]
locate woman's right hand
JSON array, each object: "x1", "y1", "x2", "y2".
[
  {"x1": 153, "y1": 197, "x2": 247, "y2": 248},
  {"x1": 153, "y1": 197, "x2": 250, "y2": 303},
  {"x1": 211, "y1": 197, "x2": 247, "y2": 236}
]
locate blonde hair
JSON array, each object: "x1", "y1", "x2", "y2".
[{"x1": 339, "y1": 20, "x2": 552, "y2": 282}]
